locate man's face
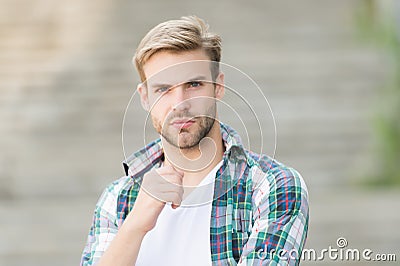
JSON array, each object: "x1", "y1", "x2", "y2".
[{"x1": 138, "y1": 49, "x2": 224, "y2": 149}]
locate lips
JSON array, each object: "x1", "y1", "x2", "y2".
[{"x1": 170, "y1": 118, "x2": 195, "y2": 129}]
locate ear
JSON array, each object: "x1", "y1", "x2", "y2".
[
  {"x1": 215, "y1": 72, "x2": 225, "y2": 100},
  {"x1": 137, "y1": 83, "x2": 150, "y2": 111}
]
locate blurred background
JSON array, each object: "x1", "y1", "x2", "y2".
[{"x1": 1, "y1": 0, "x2": 399, "y2": 265}]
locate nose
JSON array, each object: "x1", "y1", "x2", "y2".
[{"x1": 170, "y1": 84, "x2": 191, "y2": 111}]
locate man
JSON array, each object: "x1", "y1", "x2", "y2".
[{"x1": 81, "y1": 16, "x2": 309, "y2": 266}]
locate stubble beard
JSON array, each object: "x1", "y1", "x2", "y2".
[{"x1": 152, "y1": 104, "x2": 216, "y2": 149}]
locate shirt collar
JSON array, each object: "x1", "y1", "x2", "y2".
[{"x1": 122, "y1": 122, "x2": 249, "y2": 178}]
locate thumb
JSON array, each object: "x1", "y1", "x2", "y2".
[
  {"x1": 171, "y1": 203, "x2": 180, "y2": 209},
  {"x1": 164, "y1": 159, "x2": 184, "y2": 176}
]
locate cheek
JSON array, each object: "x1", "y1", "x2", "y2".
[
  {"x1": 150, "y1": 98, "x2": 170, "y2": 123},
  {"x1": 149, "y1": 93, "x2": 171, "y2": 108}
]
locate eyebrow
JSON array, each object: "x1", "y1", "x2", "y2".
[{"x1": 150, "y1": 76, "x2": 209, "y2": 89}]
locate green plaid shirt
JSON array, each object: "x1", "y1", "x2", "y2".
[{"x1": 81, "y1": 123, "x2": 309, "y2": 265}]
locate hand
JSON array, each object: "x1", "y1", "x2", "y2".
[{"x1": 125, "y1": 164, "x2": 184, "y2": 233}]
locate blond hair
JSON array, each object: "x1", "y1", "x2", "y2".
[{"x1": 133, "y1": 16, "x2": 222, "y2": 82}]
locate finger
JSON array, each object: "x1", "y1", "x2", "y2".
[
  {"x1": 152, "y1": 182, "x2": 184, "y2": 198},
  {"x1": 155, "y1": 169, "x2": 184, "y2": 181},
  {"x1": 161, "y1": 191, "x2": 183, "y2": 206},
  {"x1": 154, "y1": 172, "x2": 184, "y2": 186},
  {"x1": 141, "y1": 176, "x2": 184, "y2": 199},
  {"x1": 160, "y1": 162, "x2": 184, "y2": 176}
]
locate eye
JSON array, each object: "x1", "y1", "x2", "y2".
[
  {"x1": 188, "y1": 81, "x2": 202, "y2": 88},
  {"x1": 155, "y1": 86, "x2": 170, "y2": 94}
]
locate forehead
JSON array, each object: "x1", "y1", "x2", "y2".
[{"x1": 143, "y1": 49, "x2": 213, "y2": 86}]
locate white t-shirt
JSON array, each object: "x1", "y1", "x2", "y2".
[{"x1": 135, "y1": 161, "x2": 223, "y2": 266}]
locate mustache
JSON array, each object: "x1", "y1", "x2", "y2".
[{"x1": 166, "y1": 111, "x2": 198, "y2": 121}]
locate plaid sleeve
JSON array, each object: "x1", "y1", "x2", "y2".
[
  {"x1": 238, "y1": 167, "x2": 309, "y2": 266},
  {"x1": 80, "y1": 177, "x2": 130, "y2": 265}
]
